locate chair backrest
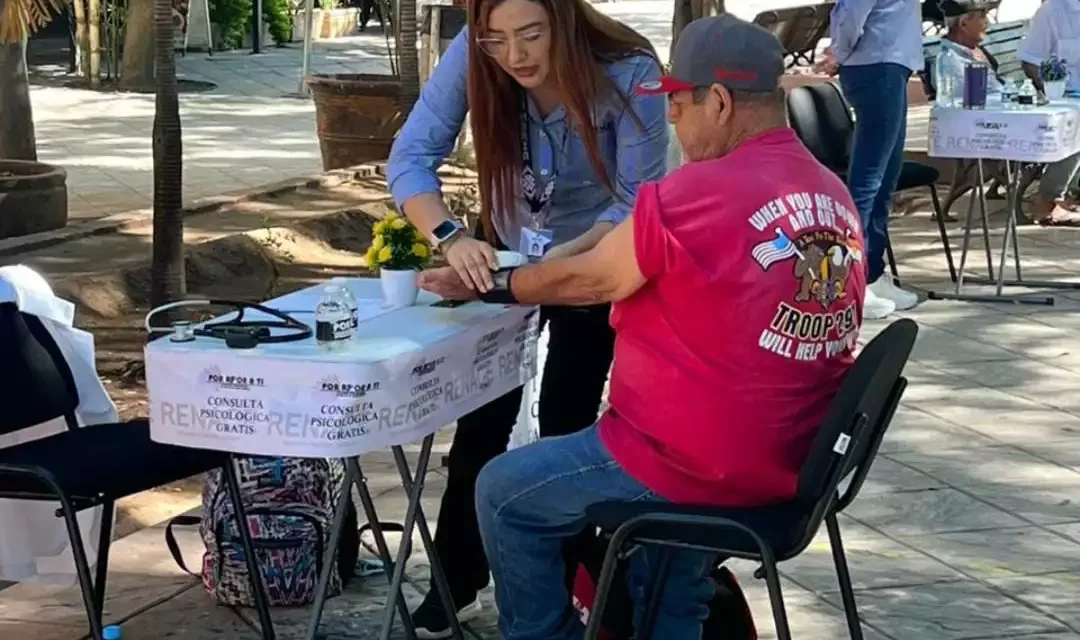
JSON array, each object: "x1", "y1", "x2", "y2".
[
  {"x1": 753, "y1": 3, "x2": 833, "y2": 68},
  {"x1": 794, "y1": 319, "x2": 919, "y2": 531},
  {"x1": 0, "y1": 302, "x2": 80, "y2": 436},
  {"x1": 785, "y1": 82, "x2": 853, "y2": 174}
]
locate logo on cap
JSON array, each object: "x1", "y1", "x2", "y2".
[{"x1": 639, "y1": 80, "x2": 663, "y2": 91}]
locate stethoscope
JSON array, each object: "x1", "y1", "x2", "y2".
[{"x1": 144, "y1": 299, "x2": 312, "y2": 349}]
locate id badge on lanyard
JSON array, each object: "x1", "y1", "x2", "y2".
[{"x1": 518, "y1": 92, "x2": 557, "y2": 259}]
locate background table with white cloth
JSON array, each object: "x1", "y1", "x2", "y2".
[
  {"x1": 927, "y1": 99, "x2": 1080, "y2": 303},
  {"x1": 146, "y1": 278, "x2": 540, "y2": 640}
]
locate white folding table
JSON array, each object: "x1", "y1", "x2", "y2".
[{"x1": 145, "y1": 278, "x2": 540, "y2": 639}]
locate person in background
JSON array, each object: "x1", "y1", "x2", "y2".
[
  {"x1": 419, "y1": 15, "x2": 865, "y2": 638},
  {"x1": 358, "y1": 0, "x2": 384, "y2": 32},
  {"x1": 931, "y1": 0, "x2": 1003, "y2": 96},
  {"x1": 817, "y1": 0, "x2": 923, "y2": 319},
  {"x1": 1018, "y1": 0, "x2": 1080, "y2": 225},
  {"x1": 384, "y1": 0, "x2": 668, "y2": 636}
]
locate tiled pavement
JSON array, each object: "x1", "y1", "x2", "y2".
[{"x1": 5, "y1": 200, "x2": 1080, "y2": 638}]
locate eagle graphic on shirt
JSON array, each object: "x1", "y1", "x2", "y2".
[{"x1": 751, "y1": 227, "x2": 863, "y2": 311}]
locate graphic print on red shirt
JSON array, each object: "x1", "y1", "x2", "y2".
[
  {"x1": 748, "y1": 190, "x2": 865, "y2": 363},
  {"x1": 598, "y1": 128, "x2": 866, "y2": 507}
]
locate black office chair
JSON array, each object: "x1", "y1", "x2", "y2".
[
  {"x1": 0, "y1": 302, "x2": 276, "y2": 640},
  {"x1": 583, "y1": 319, "x2": 919, "y2": 640},
  {"x1": 786, "y1": 82, "x2": 958, "y2": 284}
]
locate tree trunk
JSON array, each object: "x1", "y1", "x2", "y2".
[
  {"x1": 0, "y1": 38, "x2": 37, "y2": 161},
  {"x1": 151, "y1": 0, "x2": 186, "y2": 306},
  {"x1": 672, "y1": 0, "x2": 724, "y2": 49},
  {"x1": 397, "y1": 0, "x2": 420, "y2": 118},
  {"x1": 120, "y1": 0, "x2": 156, "y2": 88},
  {"x1": 88, "y1": 0, "x2": 101, "y2": 86},
  {"x1": 72, "y1": 0, "x2": 90, "y2": 78}
]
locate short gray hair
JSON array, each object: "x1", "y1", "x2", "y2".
[{"x1": 944, "y1": 15, "x2": 962, "y2": 31}]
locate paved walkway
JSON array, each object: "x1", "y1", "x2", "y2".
[
  {"x1": 32, "y1": 0, "x2": 1041, "y2": 225},
  {"x1": 5, "y1": 200, "x2": 1080, "y2": 638}
]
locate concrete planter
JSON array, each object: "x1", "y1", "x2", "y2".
[
  {"x1": 292, "y1": 8, "x2": 362, "y2": 42},
  {"x1": 0, "y1": 160, "x2": 68, "y2": 240}
]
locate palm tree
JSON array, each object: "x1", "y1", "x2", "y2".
[
  {"x1": 0, "y1": 0, "x2": 66, "y2": 160},
  {"x1": 151, "y1": 0, "x2": 186, "y2": 306},
  {"x1": 0, "y1": 0, "x2": 185, "y2": 306},
  {"x1": 397, "y1": 0, "x2": 420, "y2": 117}
]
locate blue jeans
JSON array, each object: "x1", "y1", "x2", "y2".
[
  {"x1": 839, "y1": 62, "x2": 912, "y2": 283},
  {"x1": 475, "y1": 426, "x2": 715, "y2": 639}
]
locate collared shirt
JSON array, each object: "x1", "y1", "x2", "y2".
[
  {"x1": 935, "y1": 38, "x2": 1004, "y2": 95},
  {"x1": 1018, "y1": 0, "x2": 1080, "y2": 92},
  {"x1": 386, "y1": 29, "x2": 669, "y2": 248},
  {"x1": 829, "y1": 0, "x2": 924, "y2": 72}
]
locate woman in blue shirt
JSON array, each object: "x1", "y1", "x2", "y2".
[{"x1": 385, "y1": 0, "x2": 667, "y2": 636}]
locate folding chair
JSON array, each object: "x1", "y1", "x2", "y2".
[
  {"x1": 786, "y1": 82, "x2": 958, "y2": 283},
  {"x1": 0, "y1": 302, "x2": 275, "y2": 640},
  {"x1": 583, "y1": 319, "x2": 919, "y2": 640}
]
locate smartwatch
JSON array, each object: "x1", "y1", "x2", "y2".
[{"x1": 431, "y1": 219, "x2": 466, "y2": 249}]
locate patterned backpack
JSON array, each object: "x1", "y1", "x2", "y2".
[{"x1": 166, "y1": 456, "x2": 358, "y2": 607}]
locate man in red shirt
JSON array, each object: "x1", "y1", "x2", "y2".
[{"x1": 419, "y1": 14, "x2": 865, "y2": 639}]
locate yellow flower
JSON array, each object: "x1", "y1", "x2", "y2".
[
  {"x1": 391, "y1": 217, "x2": 407, "y2": 230},
  {"x1": 411, "y1": 242, "x2": 430, "y2": 259},
  {"x1": 413, "y1": 228, "x2": 426, "y2": 242},
  {"x1": 377, "y1": 246, "x2": 393, "y2": 263},
  {"x1": 372, "y1": 234, "x2": 385, "y2": 251},
  {"x1": 364, "y1": 247, "x2": 377, "y2": 266},
  {"x1": 384, "y1": 211, "x2": 397, "y2": 221},
  {"x1": 373, "y1": 220, "x2": 388, "y2": 235}
]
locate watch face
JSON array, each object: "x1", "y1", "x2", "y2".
[{"x1": 433, "y1": 220, "x2": 462, "y2": 243}]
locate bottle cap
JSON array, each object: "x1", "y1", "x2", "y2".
[{"x1": 103, "y1": 625, "x2": 122, "y2": 640}]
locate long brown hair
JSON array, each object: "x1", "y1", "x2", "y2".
[{"x1": 466, "y1": 0, "x2": 657, "y2": 241}]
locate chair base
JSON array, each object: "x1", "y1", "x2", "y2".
[{"x1": 0, "y1": 456, "x2": 276, "y2": 640}]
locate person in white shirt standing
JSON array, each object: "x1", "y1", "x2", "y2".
[
  {"x1": 817, "y1": 0, "x2": 924, "y2": 319},
  {"x1": 1018, "y1": 0, "x2": 1080, "y2": 226}
]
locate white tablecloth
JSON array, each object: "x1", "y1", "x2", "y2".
[
  {"x1": 0, "y1": 266, "x2": 118, "y2": 585},
  {"x1": 928, "y1": 98, "x2": 1080, "y2": 163},
  {"x1": 146, "y1": 279, "x2": 540, "y2": 458}
]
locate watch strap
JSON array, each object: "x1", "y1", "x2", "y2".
[{"x1": 478, "y1": 268, "x2": 519, "y2": 304}]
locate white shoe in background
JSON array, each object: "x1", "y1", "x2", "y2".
[
  {"x1": 869, "y1": 276, "x2": 919, "y2": 311},
  {"x1": 863, "y1": 286, "x2": 897, "y2": 320}
]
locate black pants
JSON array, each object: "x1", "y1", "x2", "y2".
[
  {"x1": 430, "y1": 303, "x2": 616, "y2": 604},
  {"x1": 359, "y1": 0, "x2": 383, "y2": 29}
]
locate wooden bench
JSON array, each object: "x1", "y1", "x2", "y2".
[
  {"x1": 753, "y1": 3, "x2": 833, "y2": 69},
  {"x1": 919, "y1": 20, "x2": 1039, "y2": 220}
]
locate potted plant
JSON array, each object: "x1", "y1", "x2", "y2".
[
  {"x1": 1041, "y1": 57, "x2": 1069, "y2": 100},
  {"x1": 306, "y1": 0, "x2": 421, "y2": 170},
  {"x1": 365, "y1": 211, "x2": 431, "y2": 307}
]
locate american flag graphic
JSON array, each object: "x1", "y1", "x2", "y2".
[{"x1": 751, "y1": 228, "x2": 800, "y2": 270}]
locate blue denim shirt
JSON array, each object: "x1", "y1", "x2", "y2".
[
  {"x1": 829, "y1": 0, "x2": 924, "y2": 73},
  {"x1": 386, "y1": 30, "x2": 669, "y2": 248}
]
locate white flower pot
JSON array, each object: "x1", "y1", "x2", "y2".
[
  {"x1": 380, "y1": 269, "x2": 419, "y2": 308},
  {"x1": 1045, "y1": 79, "x2": 1067, "y2": 101}
]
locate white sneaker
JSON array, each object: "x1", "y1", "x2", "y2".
[
  {"x1": 863, "y1": 286, "x2": 897, "y2": 320},
  {"x1": 868, "y1": 276, "x2": 920, "y2": 311}
]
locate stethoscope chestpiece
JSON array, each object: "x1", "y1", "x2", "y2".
[{"x1": 169, "y1": 321, "x2": 196, "y2": 343}]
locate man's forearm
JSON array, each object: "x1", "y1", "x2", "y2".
[{"x1": 508, "y1": 256, "x2": 619, "y2": 306}]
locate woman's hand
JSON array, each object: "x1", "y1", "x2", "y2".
[{"x1": 442, "y1": 236, "x2": 498, "y2": 292}]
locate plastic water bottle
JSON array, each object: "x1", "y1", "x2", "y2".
[
  {"x1": 1017, "y1": 79, "x2": 1036, "y2": 110},
  {"x1": 315, "y1": 284, "x2": 353, "y2": 352},
  {"x1": 103, "y1": 626, "x2": 121, "y2": 640},
  {"x1": 330, "y1": 277, "x2": 359, "y2": 336},
  {"x1": 935, "y1": 47, "x2": 958, "y2": 107}
]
